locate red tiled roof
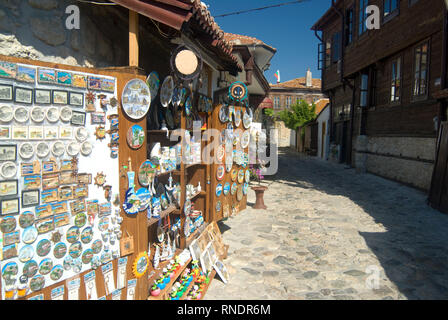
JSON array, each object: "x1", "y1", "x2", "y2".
[
  {"x1": 314, "y1": 99, "x2": 330, "y2": 115},
  {"x1": 223, "y1": 33, "x2": 277, "y2": 52},
  {"x1": 271, "y1": 77, "x2": 322, "y2": 90}
]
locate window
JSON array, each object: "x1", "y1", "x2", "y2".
[
  {"x1": 325, "y1": 40, "x2": 332, "y2": 68},
  {"x1": 360, "y1": 73, "x2": 369, "y2": 107},
  {"x1": 409, "y1": 0, "x2": 419, "y2": 6},
  {"x1": 358, "y1": 0, "x2": 368, "y2": 36},
  {"x1": 273, "y1": 96, "x2": 280, "y2": 109},
  {"x1": 413, "y1": 42, "x2": 429, "y2": 97},
  {"x1": 384, "y1": 0, "x2": 399, "y2": 20},
  {"x1": 286, "y1": 96, "x2": 292, "y2": 108},
  {"x1": 391, "y1": 57, "x2": 401, "y2": 102},
  {"x1": 332, "y1": 32, "x2": 341, "y2": 63},
  {"x1": 345, "y1": 6, "x2": 354, "y2": 46}
]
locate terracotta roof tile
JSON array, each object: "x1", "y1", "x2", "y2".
[
  {"x1": 223, "y1": 33, "x2": 277, "y2": 51},
  {"x1": 314, "y1": 98, "x2": 330, "y2": 115},
  {"x1": 271, "y1": 77, "x2": 322, "y2": 90}
]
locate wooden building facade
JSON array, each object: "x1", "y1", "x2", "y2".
[{"x1": 312, "y1": 0, "x2": 447, "y2": 192}]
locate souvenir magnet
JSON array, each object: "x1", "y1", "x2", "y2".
[
  {"x1": 36, "y1": 239, "x2": 51, "y2": 257},
  {"x1": 127, "y1": 124, "x2": 145, "y2": 149},
  {"x1": 132, "y1": 252, "x2": 149, "y2": 278},
  {"x1": 95, "y1": 125, "x2": 106, "y2": 140},
  {"x1": 216, "y1": 165, "x2": 225, "y2": 181},
  {"x1": 39, "y1": 258, "x2": 53, "y2": 275},
  {"x1": 215, "y1": 183, "x2": 223, "y2": 197}
]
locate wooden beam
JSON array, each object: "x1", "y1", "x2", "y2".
[{"x1": 129, "y1": 10, "x2": 139, "y2": 67}]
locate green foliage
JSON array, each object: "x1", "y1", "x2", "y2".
[
  {"x1": 277, "y1": 99, "x2": 316, "y2": 130},
  {"x1": 263, "y1": 108, "x2": 274, "y2": 117}
]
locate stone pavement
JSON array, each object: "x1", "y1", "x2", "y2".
[{"x1": 205, "y1": 148, "x2": 448, "y2": 300}]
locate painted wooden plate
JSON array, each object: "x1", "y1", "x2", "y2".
[
  {"x1": 30, "y1": 106, "x2": 45, "y2": 123},
  {"x1": 160, "y1": 75, "x2": 174, "y2": 107},
  {"x1": 0, "y1": 105, "x2": 13, "y2": 122},
  {"x1": 14, "y1": 106, "x2": 29, "y2": 123},
  {"x1": 216, "y1": 165, "x2": 225, "y2": 180},
  {"x1": 36, "y1": 141, "x2": 50, "y2": 158},
  {"x1": 238, "y1": 169, "x2": 245, "y2": 184},
  {"x1": 0, "y1": 161, "x2": 17, "y2": 179},
  {"x1": 231, "y1": 168, "x2": 237, "y2": 182},
  {"x1": 241, "y1": 130, "x2": 250, "y2": 149},
  {"x1": 215, "y1": 183, "x2": 223, "y2": 197},
  {"x1": 80, "y1": 141, "x2": 92, "y2": 156},
  {"x1": 19, "y1": 142, "x2": 34, "y2": 159}
]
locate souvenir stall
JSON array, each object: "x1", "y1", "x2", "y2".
[
  {"x1": 0, "y1": 41, "x2": 235, "y2": 299},
  {"x1": 208, "y1": 82, "x2": 252, "y2": 221}
]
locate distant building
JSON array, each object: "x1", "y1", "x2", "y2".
[{"x1": 269, "y1": 69, "x2": 328, "y2": 111}]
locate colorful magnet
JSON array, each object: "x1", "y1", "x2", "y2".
[
  {"x1": 215, "y1": 201, "x2": 221, "y2": 212},
  {"x1": 92, "y1": 239, "x2": 103, "y2": 254},
  {"x1": 29, "y1": 275, "x2": 45, "y2": 292},
  {"x1": 36, "y1": 239, "x2": 51, "y2": 257},
  {"x1": 132, "y1": 252, "x2": 149, "y2": 278},
  {"x1": 18, "y1": 245, "x2": 34, "y2": 263},
  {"x1": 82, "y1": 249, "x2": 94, "y2": 264},
  {"x1": 50, "y1": 265, "x2": 64, "y2": 281},
  {"x1": 22, "y1": 226, "x2": 38, "y2": 244},
  {"x1": 223, "y1": 182, "x2": 230, "y2": 196},
  {"x1": 127, "y1": 125, "x2": 145, "y2": 150},
  {"x1": 23, "y1": 260, "x2": 38, "y2": 278},
  {"x1": 238, "y1": 169, "x2": 245, "y2": 184},
  {"x1": 39, "y1": 258, "x2": 53, "y2": 275},
  {"x1": 0, "y1": 216, "x2": 16, "y2": 233},
  {"x1": 19, "y1": 211, "x2": 35, "y2": 229},
  {"x1": 243, "y1": 182, "x2": 249, "y2": 195},
  {"x1": 94, "y1": 172, "x2": 106, "y2": 188},
  {"x1": 53, "y1": 242, "x2": 67, "y2": 259},
  {"x1": 229, "y1": 81, "x2": 248, "y2": 102},
  {"x1": 66, "y1": 226, "x2": 80, "y2": 244},
  {"x1": 74, "y1": 212, "x2": 87, "y2": 228},
  {"x1": 69, "y1": 241, "x2": 82, "y2": 259},
  {"x1": 231, "y1": 182, "x2": 237, "y2": 195},
  {"x1": 216, "y1": 165, "x2": 225, "y2": 181},
  {"x1": 95, "y1": 125, "x2": 106, "y2": 140},
  {"x1": 215, "y1": 183, "x2": 223, "y2": 197}
]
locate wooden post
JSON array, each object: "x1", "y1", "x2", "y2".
[{"x1": 129, "y1": 10, "x2": 139, "y2": 67}]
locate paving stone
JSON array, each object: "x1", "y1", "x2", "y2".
[
  {"x1": 303, "y1": 271, "x2": 319, "y2": 279},
  {"x1": 307, "y1": 245, "x2": 329, "y2": 257},
  {"x1": 241, "y1": 268, "x2": 260, "y2": 275},
  {"x1": 344, "y1": 270, "x2": 367, "y2": 277},
  {"x1": 273, "y1": 256, "x2": 294, "y2": 266},
  {"x1": 263, "y1": 271, "x2": 280, "y2": 277}
]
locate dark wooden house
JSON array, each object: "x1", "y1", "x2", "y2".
[{"x1": 312, "y1": 0, "x2": 447, "y2": 195}]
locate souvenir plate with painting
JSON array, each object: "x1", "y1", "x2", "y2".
[
  {"x1": 127, "y1": 125, "x2": 145, "y2": 149},
  {"x1": 121, "y1": 78, "x2": 151, "y2": 120},
  {"x1": 160, "y1": 75, "x2": 174, "y2": 107},
  {"x1": 0, "y1": 161, "x2": 17, "y2": 179},
  {"x1": 18, "y1": 245, "x2": 34, "y2": 263},
  {"x1": 0, "y1": 105, "x2": 13, "y2": 122},
  {"x1": 146, "y1": 71, "x2": 160, "y2": 101},
  {"x1": 46, "y1": 107, "x2": 59, "y2": 123},
  {"x1": 14, "y1": 106, "x2": 29, "y2": 123}
]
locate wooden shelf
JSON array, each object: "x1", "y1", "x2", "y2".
[
  {"x1": 188, "y1": 190, "x2": 206, "y2": 200},
  {"x1": 147, "y1": 205, "x2": 180, "y2": 227},
  {"x1": 186, "y1": 163, "x2": 204, "y2": 169},
  {"x1": 156, "y1": 170, "x2": 181, "y2": 177},
  {"x1": 179, "y1": 278, "x2": 196, "y2": 300},
  {"x1": 147, "y1": 254, "x2": 192, "y2": 300}
]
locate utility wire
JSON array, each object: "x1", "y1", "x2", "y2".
[
  {"x1": 75, "y1": 0, "x2": 117, "y2": 5},
  {"x1": 214, "y1": 0, "x2": 309, "y2": 18}
]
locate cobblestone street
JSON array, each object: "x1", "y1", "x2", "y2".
[{"x1": 206, "y1": 148, "x2": 448, "y2": 300}]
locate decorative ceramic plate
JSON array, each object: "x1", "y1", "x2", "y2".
[
  {"x1": 82, "y1": 249, "x2": 93, "y2": 264},
  {"x1": 75, "y1": 127, "x2": 88, "y2": 142},
  {"x1": 231, "y1": 182, "x2": 237, "y2": 195},
  {"x1": 216, "y1": 144, "x2": 225, "y2": 162},
  {"x1": 215, "y1": 183, "x2": 223, "y2": 197},
  {"x1": 80, "y1": 141, "x2": 92, "y2": 156},
  {"x1": 2, "y1": 262, "x2": 18, "y2": 280},
  {"x1": 46, "y1": 107, "x2": 59, "y2": 123},
  {"x1": 234, "y1": 109, "x2": 241, "y2": 127},
  {"x1": 81, "y1": 227, "x2": 93, "y2": 244},
  {"x1": 92, "y1": 239, "x2": 102, "y2": 254},
  {"x1": 171, "y1": 87, "x2": 181, "y2": 108},
  {"x1": 238, "y1": 169, "x2": 245, "y2": 184},
  {"x1": 39, "y1": 258, "x2": 53, "y2": 275},
  {"x1": 127, "y1": 124, "x2": 145, "y2": 149},
  {"x1": 245, "y1": 169, "x2": 251, "y2": 183},
  {"x1": 19, "y1": 142, "x2": 34, "y2": 159},
  {"x1": 30, "y1": 106, "x2": 45, "y2": 123},
  {"x1": 243, "y1": 182, "x2": 249, "y2": 195},
  {"x1": 22, "y1": 226, "x2": 38, "y2": 244},
  {"x1": 19, "y1": 211, "x2": 35, "y2": 228},
  {"x1": 146, "y1": 71, "x2": 160, "y2": 102},
  {"x1": 14, "y1": 106, "x2": 29, "y2": 123},
  {"x1": 63, "y1": 256, "x2": 72, "y2": 271},
  {"x1": 53, "y1": 242, "x2": 67, "y2": 259},
  {"x1": 66, "y1": 141, "x2": 80, "y2": 156},
  {"x1": 243, "y1": 107, "x2": 253, "y2": 129},
  {"x1": 50, "y1": 265, "x2": 64, "y2": 281},
  {"x1": 241, "y1": 130, "x2": 250, "y2": 149},
  {"x1": 69, "y1": 241, "x2": 82, "y2": 259},
  {"x1": 216, "y1": 165, "x2": 225, "y2": 181},
  {"x1": 23, "y1": 260, "x2": 38, "y2": 278},
  {"x1": 0, "y1": 105, "x2": 13, "y2": 122},
  {"x1": 36, "y1": 239, "x2": 51, "y2": 257},
  {"x1": 237, "y1": 185, "x2": 243, "y2": 201},
  {"x1": 121, "y1": 78, "x2": 151, "y2": 120},
  {"x1": 30, "y1": 275, "x2": 45, "y2": 292},
  {"x1": 231, "y1": 169, "x2": 237, "y2": 182},
  {"x1": 215, "y1": 200, "x2": 221, "y2": 212},
  {"x1": 51, "y1": 141, "x2": 65, "y2": 157},
  {"x1": 60, "y1": 106, "x2": 72, "y2": 122},
  {"x1": 66, "y1": 226, "x2": 80, "y2": 244},
  {"x1": 185, "y1": 96, "x2": 192, "y2": 116},
  {"x1": 18, "y1": 245, "x2": 34, "y2": 263},
  {"x1": 36, "y1": 141, "x2": 50, "y2": 158},
  {"x1": 138, "y1": 160, "x2": 155, "y2": 187},
  {"x1": 0, "y1": 216, "x2": 16, "y2": 233},
  {"x1": 160, "y1": 76, "x2": 174, "y2": 107},
  {"x1": 223, "y1": 182, "x2": 230, "y2": 196},
  {"x1": 0, "y1": 161, "x2": 17, "y2": 179},
  {"x1": 219, "y1": 105, "x2": 228, "y2": 123},
  {"x1": 74, "y1": 212, "x2": 87, "y2": 228}
]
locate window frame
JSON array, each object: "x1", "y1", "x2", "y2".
[
  {"x1": 390, "y1": 56, "x2": 402, "y2": 104},
  {"x1": 332, "y1": 31, "x2": 342, "y2": 63},
  {"x1": 383, "y1": 0, "x2": 400, "y2": 24},
  {"x1": 412, "y1": 40, "x2": 430, "y2": 101},
  {"x1": 358, "y1": 0, "x2": 369, "y2": 37},
  {"x1": 345, "y1": 6, "x2": 354, "y2": 46}
]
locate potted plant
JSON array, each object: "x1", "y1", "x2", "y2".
[{"x1": 250, "y1": 159, "x2": 268, "y2": 210}]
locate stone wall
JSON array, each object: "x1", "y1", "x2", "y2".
[
  {"x1": 0, "y1": 0, "x2": 128, "y2": 68},
  {"x1": 353, "y1": 136, "x2": 436, "y2": 190},
  {"x1": 274, "y1": 121, "x2": 292, "y2": 148}
]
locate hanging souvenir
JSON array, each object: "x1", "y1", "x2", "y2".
[
  {"x1": 120, "y1": 231, "x2": 134, "y2": 256},
  {"x1": 14, "y1": 106, "x2": 29, "y2": 123},
  {"x1": 184, "y1": 199, "x2": 192, "y2": 216},
  {"x1": 160, "y1": 193, "x2": 169, "y2": 210},
  {"x1": 60, "y1": 106, "x2": 73, "y2": 122},
  {"x1": 245, "y1": 169, "x2": 251, "y2": 183},
  {"x1": 30, "y1": 275, "x2": 45, "y2": 292},
  {"x1": 67, "y1": 142, "x2": 81, "y2": 157},
  {"x1": 94, "y1": 125, "x2": 106, "y2": 140},
  {"x1": 85, "y1": 91, "x2": 96, "y2": 112},
  {"x1": 136, "y1": 188, "x2": 151, "y2": 211},
  {"x1": 160, "y1": 76, "x2": 174, "y2": 107},
  {"x1": 223, "y1": 182, "x2": 231, "y2": 196},
  {"x1": 146, "y1": 71, "x2": 160, "y2": 102},
  {"x1": 234, "y1": 109, "x2": 242, "y2": 127},
  {"x1": 19, "y1": 142, "x2": 34, "y2": 160},
  {"x1": 75, "y1": 127, "x2": 89, "y2": 142},
  {"x1": 127, "y1": 125, "x2": 145, "y2": 150},
  {"x1": 121, "y1": 78, "x2": 151, "y2": 120},
  {"x1": 18, "y1": 245, "x2": 34, "y2": 263},
  {"x1": 0, "y1": 161, "x2": 17, "y2": 179},
  {"x1": 241, "y1": 130, "x2": 250, "y2": 149},
  {"x1": 132, "y1": 252, "x2": 149, "y2": 278},
  {"x1": 51, "y1": 141, "x2": 65, "y2": 157},
  {"x1": 19, "y1": 211, "x2": 35, "y2": 229},
  {"x1": 53, "y1": 242, "x2": 67, "y2": 259},
  {"x1": 50, "y1": 230, "x2": 63, "y2": 244},
  {"x1": 36, "y1": 239, "x2": 51, "y2": 257},
  {"x1": 215, "y1": 183, "x2": 223, "y2": 197},
  {"x1": 243, "y1": 107, "x2": 253, "y2": 129},
  {"x1": 23, "y1": 260, "x2": 38, "y2": 278},
  {"x1": 215, "y1": 201, "x2": 222, "y2": 213},
  {"x1": 50, "y1": 265, "x2": 64, "y2": 281},
  {"x1": 22, "y1": 226, "x2": 38, "y2": 244},
  {"x1": 216, "y1": 165, "x2": 225, "y2": 181},
  {"x1": 238, "y1": 169, "x2": 245, "y2": 184},
  {"x1": 231, "y1": 182, "x2": 237, "y2": 196},
  {"x1": 63, "y1": 256, "x2": 73, "y2": 271},
  {"x1": 1, "y1": 216, "x2": 16, "y2": 233},
  {"x1": 0, "y1": 105, "x2": 13, "y2": 122},
  {"x1": 216, "y1": 144, "x2": 225, "y2": 163},
  {"x1": 219, "y1": 105, "x2": 229, "y2": 123},
  {"x1": 185, "y1": 95, "x2": 192, "y2": 116},
  {"x1": 81, "y1": 141, "x2": 93, "y2": 156},
  {"x1": 170, "y1": 45, "x2": 203, "y2": 81},
  {"x1": 230, "y1": 168, "x2": 237, "y2": 182},
  {"x1": 2, "y1": 261, "x2": 18, "y2": 283},
  {"x1": 243, "y1": 182, "x2": 249, "y2": 195},
  {"x1": 82, "y1": 249, "x2": 94, "y2": 264},
  {"x1": 69, "y1": 241, "x2": 82, "y2": 259},
  {"x1": 138, "y1": 160, "x2": 156, "y2": 187},
  {"x1": 171, "y1": 86, "x2": 181, "y2": 108},
  {"x1": 237, "y1": 185, "x2": 243, "y2": 201},
  {"x1": 94, "y1": 172, "x2": 106, "y2": 188},
  {"x1": 229, "y1": 81, "x2": 248, "y2": 103},
  {"x1": 66, "y1": 226, "x2": 80, "y2": 244}
]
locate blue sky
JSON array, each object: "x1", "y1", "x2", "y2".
[{"x1": 205, "y1": 0, "x2": 331, "y2": 84}]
